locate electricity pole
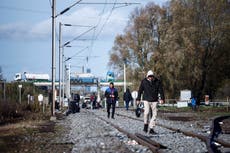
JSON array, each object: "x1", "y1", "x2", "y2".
[
  {"x1": 51, "y1": 0, "x2": 56, "y2": 117},
  {"x1": 59, "y1": 22, "x2": 62, "y2": 109}
]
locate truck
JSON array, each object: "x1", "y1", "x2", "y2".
[{"x1": 14, "y1": 72, "x2": 50, "y2": 82}]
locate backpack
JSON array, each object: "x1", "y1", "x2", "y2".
[
  {"x1": 135, "y1": 102, "x2": 144, "y2": 117},
  {"x1": 135, "y1": 107, "x2": 142, "y2": 117}
]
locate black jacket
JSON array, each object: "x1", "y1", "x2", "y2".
[
  {"x1": 137, "y1": 77, "x2": 164, "y2": 102},
  {"x1": 123, "y1": 90, "x2": 132, "y2": 102}
]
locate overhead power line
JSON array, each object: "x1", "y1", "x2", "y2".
[
  {"x1": 87, "y1": 1, "x2": 140, "y2": 60},
  {"x1": 56, "y1": 0, "x2": 82, "y2": 17},
  {"x1": 63, "y1": 26, "x2": 96, "y2": 47},
  {"x1": 77, "y1": 2, "x2": 140, "y2": 5},
  {"x1": 68, "y1": 46, "x2": 90, "y2": 59}
]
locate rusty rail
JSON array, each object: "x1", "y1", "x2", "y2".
[
  {"x1": 90, "y1": 111, "x2": 165, "y2": 153},
  {"x1": 116, "y1": 111, "x2": 230, "y2": 153}
]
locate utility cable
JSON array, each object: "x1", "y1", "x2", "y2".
[
  {"x1": 56, "y1": 0, "x2": 82, "y2": 17},
  {"x1": 68, "y1": 46, "x2": 89, "y2": 59},
  {"x1": 87, "y1": 0, "x2": 108, "y2": 58},
  {"x1": 87, "y1": 0, "x2": 117, "y2": 59},
  {"x1": 63, "y1": 26, "x2": 96, "y2": 47},
  {"x1": 93, "y1": 0, "x2": 117, "y2": 43}
]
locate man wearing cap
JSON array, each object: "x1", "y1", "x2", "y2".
[{"x1": 136, "y1": 70, "x2": 165, "y2": 134}]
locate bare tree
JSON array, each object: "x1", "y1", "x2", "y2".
[{"x1": 109, "y1": 0, "x2": 230, "y2": 99}]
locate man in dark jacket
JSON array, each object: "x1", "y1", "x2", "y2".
[
  {"x1": 105, "y1": 82, "x2": 118, "y2": 119},
  {"x1": 123, "y1": 88, "x2": 132, "y2": 110},
  {"x1": 136, "y1": 70, "x2": 165, "y2": 134}
]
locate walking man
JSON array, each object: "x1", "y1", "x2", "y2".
[
  {"x1": 105, "y1": 82, "x2": 118, "y2": 119},
  {"x1": 123, "y1": 88, "x2": 132, "y2": 110},
  {"x1": 136, "y1": 70, "x2": 165, "y2": 134}
]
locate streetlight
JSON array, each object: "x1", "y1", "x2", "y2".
[
  {"x1": 59, "y1": 23, "x2": 93, "y2": 109},
  {"x1": 59, "y1": 22, "x2": 73, "y2": 109},
  {"x1": 51, "y1": 0, "x2": 82, "y2": 117},
  {"x1": 59, "y1": 29, "x2": 94, "y2": 108},
  {"x1": 63, "y1": 57, "x2": 71, "y2": 102}
]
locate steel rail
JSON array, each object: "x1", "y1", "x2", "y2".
[
  {"x1": 88, "y1": 110, "x2": 164, "y2": 153},
  {"x1": 115, "y1": 111, "x2": 230, "y2": 153}
]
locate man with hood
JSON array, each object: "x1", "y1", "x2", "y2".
[{"x1": 136, "y1": 70, "x2": 165, "y2": 134}]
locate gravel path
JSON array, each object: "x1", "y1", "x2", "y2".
[
  {"x1": 90, "y1": 108, "x2": 207, "y2": 153},
  {"x1": 58, "y1": 109, "x2": 151, "y2": 153},
  {"x1": 57, "y1": 108, "x2": 211, "y2": 153},
  {"x1": 1, "y1": 107, "x2": 229, "y2": 153}
]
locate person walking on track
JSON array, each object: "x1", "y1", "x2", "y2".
[
  {"x1": 136, "y1": 70, "x2": 165, "y2": 134},
  {"x1": 105, "y1": 82, "x2": 118, "y2": 119},
  {"x1": 123, "y1": 88, "x2": 133, "y2": 110}
]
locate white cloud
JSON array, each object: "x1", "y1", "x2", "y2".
[
  {"x1": 29, "y1": 19, "x2": 51, "y2": 39},
  {"x1": 0, "y1": 22, "x2": 30, "y2": 40},
  {"x1": 0, "y1": 6, "x2": 129, "y2": 41}
]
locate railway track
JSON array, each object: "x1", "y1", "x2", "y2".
[
  {"x1": 96, "y1": 113, "x2": 166, "y2": 153},
  {"x1": 88, "y1": 108, "x2": 230, "y2": 153},
  {"x1": 116, "y1": 110, "x2": 230, "y2": 153}
]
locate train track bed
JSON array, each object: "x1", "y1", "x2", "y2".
[
  {"x1": 6, "y1": 107, "x2": 225, "y2": 153},
  {"x1": 58, "y1": 109, "x2": 152, "y2": 153},
  {"x1": 90, "y1": 108, "x2": 208, "y2": 153},
  {"x1": 1, "y1": 107, "x2": 228, "y2": 152},
  {"x1": 54, "y1": 107, "x2": 229, "y2": 153},
  {"x1": 93, "y1": 108, "x2": 230, "y2": 152},
  {"x1": 117, "y1": 108, "x2": 230, "y2": 142}
]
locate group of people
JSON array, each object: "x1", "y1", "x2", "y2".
[
  {"x1": 90, "y1": 93, "x2": 102, "y2": 109},
  {"x1": 105, "y1": 70, "x2": 165, "y2": 135},
  {"x1": 62, "y1": 69, "x2": 165, "y2": 134}
]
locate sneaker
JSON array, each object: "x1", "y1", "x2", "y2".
[{"x1": 149, "y1": 129, "x2": 157, "y2": 134}]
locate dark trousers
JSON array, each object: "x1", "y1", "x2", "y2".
[
  {"x1": 107, "y1": 101, "x2": 116, "y2": 118},
  {"x1": 125, "y1": 100, "x2": 129, "y2": 110}
]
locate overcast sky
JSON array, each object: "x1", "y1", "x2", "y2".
[{"x1": 0, "y1": 0, "x2": 168, "y2": 81}]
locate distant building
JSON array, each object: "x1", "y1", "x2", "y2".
[{"x1": 70, "y1": 72, "x2": 97, "y2": 84}]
